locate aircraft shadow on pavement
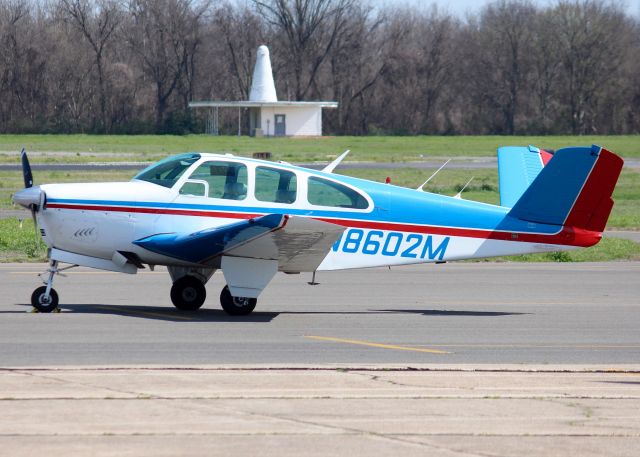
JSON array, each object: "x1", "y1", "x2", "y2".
[
  {"x1": 11, "y1": 303, "x2": 278, "y2": 323},
  {"x1": 378, "y1": 309, "x2": 530, "y2": 317},
  {"x1": 9, "y1": 304, "x2": 527, "y2": 320}
]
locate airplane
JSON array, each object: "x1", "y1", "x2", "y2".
[{"x1": 13, "y1": 144, "x2": 623, "y2": 315}]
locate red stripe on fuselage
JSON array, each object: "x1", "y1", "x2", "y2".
[{"x1": 46, "y1": 203, "x2": 601, "y2": 247}]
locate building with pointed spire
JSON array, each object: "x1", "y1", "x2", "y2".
[{"x1": 189, "y1": 45, "x2": 337, "y2": 136}]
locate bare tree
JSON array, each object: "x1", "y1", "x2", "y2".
[
  {"x1": 471, "y1": 0, "x2": 536, "y2": 134},
  {"x1": 254, "y1": 0, "x2": 354, "y2": 100},
  {"x1": 529, "y1": 9, "x2": 562, "y2": 132},
  {"x1": 59, "y1": 0, "x2": 122, "y2": 132},
  {"x1": 553, "y1": 0, "x2": 629, "y2": 134},
  {"x1": 126, "y1": 0, "x2": 208, "y2": 131},
  {"x1": 213, "y1": 4, "x2": 267, "y2": 100}
]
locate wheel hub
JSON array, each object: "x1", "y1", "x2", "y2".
[
  {"x1": 233, "y1": 297, "x2": 251, "y2": 307},
  {"x1": 182, "y1": 287, "x2": 197, "y2": 302}
]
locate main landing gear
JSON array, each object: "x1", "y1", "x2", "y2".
[
  {"x1": 169, "y1": 273, "x2": 257, "y2": 316},
  {"x1": 170, "y1": 276, "x2": 206, "y2": 311},
  {"x1": 220, "y1": 285, "x2": 256, "y2": 316}
]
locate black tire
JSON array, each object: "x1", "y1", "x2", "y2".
[
  {"x1": 170, "y1": 276, "x2": 206, "y2": 311},
  {"x1": 31, "y1": 286, "x2": 59, "y2": 313},
  {"x1": 220, "y1": 285, "x2": 256, "y2": 316}
]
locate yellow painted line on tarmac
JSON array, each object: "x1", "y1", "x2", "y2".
[
  {"x1": 93, "y1": 306, "x2": 196, "y2": 321},
  {"x1": 305, "y1": 335, "x2": 450, "y2": 354}
]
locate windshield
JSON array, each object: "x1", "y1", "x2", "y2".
[{"x1": 134, "y1": 153, "x2": 200, "y2": 188}]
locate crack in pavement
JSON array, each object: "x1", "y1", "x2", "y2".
[{"x1": 10, "y1": 369, "x2": 156, "y2": 399}]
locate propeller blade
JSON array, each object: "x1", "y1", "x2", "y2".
[
  {"x1": 29, "y1": 201, "x2": 42, "y2": 254},
  {"x1": 21, "y1": 148, "x2": 33, "y2": 189}
]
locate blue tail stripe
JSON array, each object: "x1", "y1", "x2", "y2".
[{"x1": 509, "y1": 146, "x2": 598, "y2": 225}]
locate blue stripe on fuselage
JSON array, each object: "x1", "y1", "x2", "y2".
[{"x1": 46, "y1": 184, "x2": 560, "y2": 235}]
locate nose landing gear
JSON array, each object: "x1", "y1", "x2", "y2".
[{"x1": 31, "y1": 260, "x2": 61, "y2": 313}]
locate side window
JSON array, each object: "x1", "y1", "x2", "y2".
[
  {"x1": 255, "y1": 167, "x2": 297, "y2": 204},
  {"x1": 307, "y1": 177, "x2": 369, "y2": 209},
  {"x1": 179, "y1": 181, "x2": 207, "y2": 196},
  {"x1": 187, "y1": 161, "x2": 247, "y2": 200}
]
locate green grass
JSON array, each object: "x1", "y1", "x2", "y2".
[
  {"x1": 339, "y1": 167, "x2": 640, "y2": 228},
  {"x1": 1, "y1": 215, "x2": 638, "y2": 263},
  {"x1": 1, "y1": 135, "x2": 638, "y2": 262},
  {"x1": 0, "y1": 134, "x2": 638, "y2": 163},
  {"x1": 480, "y1": 237, "x2": 640, "y2": 262},
  {"x1": 2, "y1": 166, "x2": 639, "y2": 228},
  {"x1": 0, "y1": 170, "x2": 136, "y2": 211},
  {"x1": 0, "y1": 218, "x2": 47, "y2": 262}
]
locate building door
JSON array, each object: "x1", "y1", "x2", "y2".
[{"x1": 274, "y1": 114, "x2": 286, "y2": 136}]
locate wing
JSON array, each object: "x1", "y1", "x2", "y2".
[{"x1": 133, "y1": 214, "x2": 345, "y2": 272}]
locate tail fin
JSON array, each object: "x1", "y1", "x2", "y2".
[
  {"x1": 508, "y1": 145, "x2": 623, "y2": 232},
  {"x1": 497, "y1": 145, "x2": 554, "y2": 207}
]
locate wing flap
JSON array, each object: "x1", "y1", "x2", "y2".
[
  {"x1": 225, "y1": 216, "x2": 345, "y2": 272},
  {"x1": 133, "y1": 214, "x2": 345, "y2": 272}
]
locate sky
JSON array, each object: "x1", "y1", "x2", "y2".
[{"x1": 377, "y1": 0, "x2": 639, "y2": 18}]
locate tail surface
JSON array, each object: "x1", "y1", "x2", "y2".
[
  {"x1": 497, "y1": 145, "x2": 553, "y2": 207},
  {"x1": 508, "y1": 145, "x2": 623, "y2": 232}
]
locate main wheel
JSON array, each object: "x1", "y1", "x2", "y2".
[
  {"x1": 170, "y1": 276, "x2": 206, "y2": 311},
  {"x1": 220, "y1": 285, "x2": 256, "y2": 316},
  {"x1": 31, "y1": 286, "x2": 59, "y2": 313}
]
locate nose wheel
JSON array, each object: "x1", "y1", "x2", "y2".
[
  {"x1": 30, "y1": 259, "x2": 63, "y2": 313},
  {"x1": 31, "y1": 286, "x2": 59, "y2": 313},
  {"x1": 220, "y1": 285, "x2": 256, "y2": 316}
]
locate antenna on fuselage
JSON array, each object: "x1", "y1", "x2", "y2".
[
  {"x1": 454, "y1": 176, "x2": 474, "y2": 199},
  {"x1": 417, "y1": 159, "x2": 450, "y2": 191},
  {"x1": 322, "y1": 150, "x2": 350, "y2": 173}
]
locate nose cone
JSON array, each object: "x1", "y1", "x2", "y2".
[{"x1": 13, "y1": 186, "x2": 43, "y2": 209}]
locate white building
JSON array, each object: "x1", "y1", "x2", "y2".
[{"x1": 189, "y1": 46, "x2": 338, "y2": 137}]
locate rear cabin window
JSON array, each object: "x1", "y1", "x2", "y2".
[
  {"x1": 255, "y1": 167, "x2": 297, "y2": 204},
  {"x1": 307, "y1": 177, "x2": 369, "y2": 209},
  {"x1": 185, "y1": 161, "x2": 248, "y2": 200}
]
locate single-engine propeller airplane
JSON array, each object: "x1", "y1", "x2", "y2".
[{"x1": 13, "y1": 145, "x2": 623, "y2": 315}]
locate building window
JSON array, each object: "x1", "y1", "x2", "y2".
[
  {"x1": 187, "y1": 161, "x2": 248, "y2": 200},
  {"x1": 307, "y1": 177, "x2": 369, "y2": 209},
  {"x1": 255, "y1": 166, "x2": 297, "y2": 203}
]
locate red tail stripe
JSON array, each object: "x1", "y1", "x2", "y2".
[{"x1": 564, "y1": 148, "x2": 624, "y2": 229}]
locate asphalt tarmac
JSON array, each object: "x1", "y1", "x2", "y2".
[{"x1": 1, "y1": 261, "x2": 639, "y2": 366}]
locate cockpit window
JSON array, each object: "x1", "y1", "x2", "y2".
[
  {"x1": 307, "y1": 176, "x2": 369, "y2": 209},
  {"x1": 187, "y1": 161, "x2": 248, "y2": 200},
  {"x1": 134, "y1": 153, "x2": 200, "y2": 188}
]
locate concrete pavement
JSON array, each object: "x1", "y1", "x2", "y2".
[{"x1": 1, "y1": 366, "x2": 639, "y2": 457}]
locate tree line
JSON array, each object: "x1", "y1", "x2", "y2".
[{"x1": 1, "y1": 0, "x2": 638, "y2": 136}]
